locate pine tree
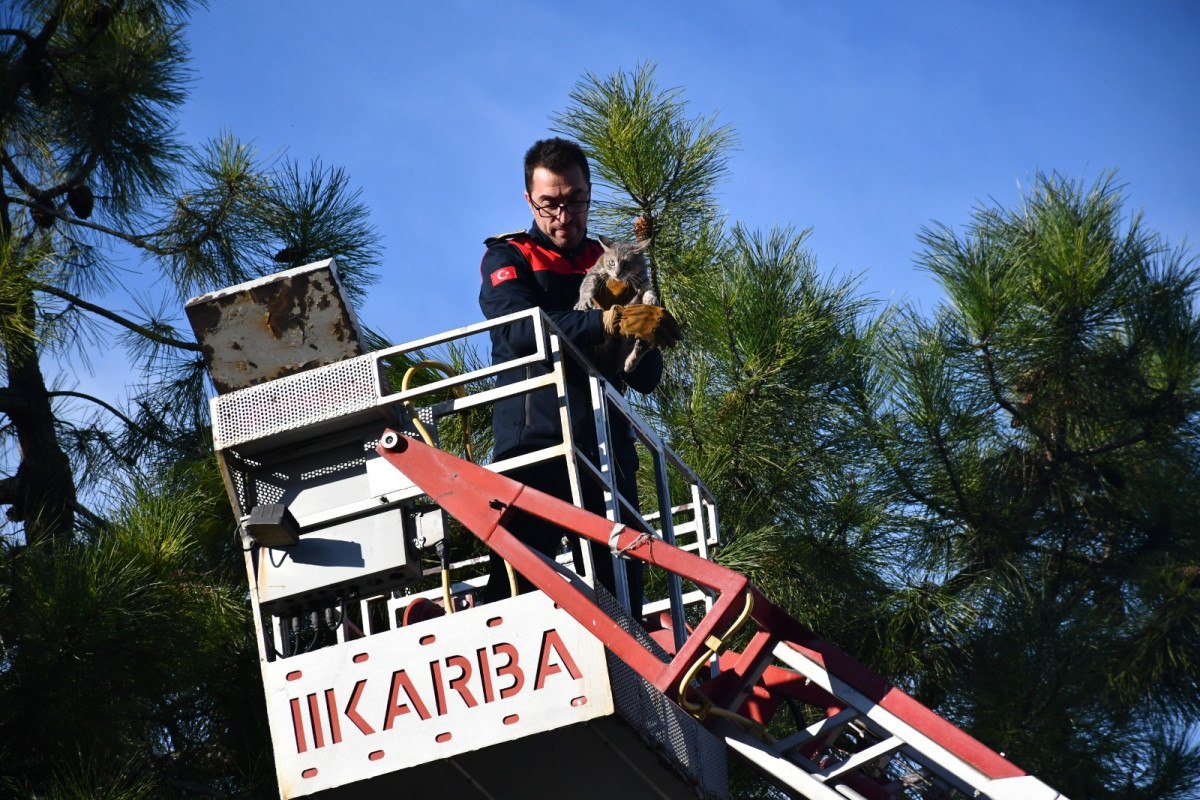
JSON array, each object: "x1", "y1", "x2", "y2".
[
  {"x1": 1, "y1": 2, "x2": 380, "y2": 795},
  {"x1": 556, "y1": 67, "x2": 1199, "y2": 799},
  {"x1": 554, "y1": 63, "x2": 891, "y2": 655},
  {"x1": 864, "y1": 172, "x2": 1200, "y2": 798},
  {"x1": 0, "y1": 461, "x2": 275, "y2": 797},
  {"x1": 0, "y1": 1, "x2": 380, "y2": 543}
]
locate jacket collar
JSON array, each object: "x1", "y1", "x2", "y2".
[{"x1": 527, "y1": 222, "x2": 593, "y2": 258}]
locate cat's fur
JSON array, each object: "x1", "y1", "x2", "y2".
[{"x1": 576, "y1": 235, "x2": 657, "y2": 374}]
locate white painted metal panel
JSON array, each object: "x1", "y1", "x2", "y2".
[{"x1": 262, "y1": 592, "x2": 613, "y2": 799}]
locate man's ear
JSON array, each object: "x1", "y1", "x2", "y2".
[{"x1": 524, "y1": 191, "x2": 534, "y2": 213}]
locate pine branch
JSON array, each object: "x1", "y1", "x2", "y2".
[
  {"x1": 978, "y1": 339, "x2": 1058, "y2": 452},
  {"x1": 43, "y1": 152, "x2": 100, "y2": 199},
  {"x1": 49, "y1": 391, "x2": 182, "y2": 451},
  {"x1": 1076, "y1": 428, "x2": 1152, "y2": 458},
  {"x1": 71, "y1": 499, "x2": 109, "y2": 528},
  {"x1": 869, "y1": 422, "x2": 954, "y2": 519},
  {"x1": 927, "y1": 420, "x2": 974, "y2": 527},
  {"x1": 979, "y1": 337, "x2": 1157, "y2": 460},
  {"x1": 0, "y1": 5, "x2": 63, "y2": 114},
  {"x1": 50, "y1": 391, "x2": 132, "y2": 432},
  {"x1": 34, "y1": 283, "x2": 202, "y2": 351},
  {"x1": 0, "y1": 29, "x2": 38, "y2": 43},
  {"x1": 9, "y1": 196, "x2": 173, "y2": 254},
  {"x1": 0, "y1": 150, "x2": 38, "y2": 197}
]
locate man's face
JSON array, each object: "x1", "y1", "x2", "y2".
[{"x1": 525, "y1": 164, "x2": 590, "y2": 251}]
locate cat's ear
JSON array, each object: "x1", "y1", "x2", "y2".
[
  {"x1": 597, "y1": 233, "x2": 613, "y2": 249},
  {"x1": 632, "y1": 239, "x2": 649, "y2": 254}
]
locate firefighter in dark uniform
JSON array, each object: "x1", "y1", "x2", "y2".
[{"x1": 478, "y1": 137, "x2": 681, "y2": 618}]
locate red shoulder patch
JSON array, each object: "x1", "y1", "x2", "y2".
[{"x1": 490, "y1": 266, "x2": 518, "y2": 286}]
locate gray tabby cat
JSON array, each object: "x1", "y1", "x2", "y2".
[{"x1": 576, "y1": 235, "x2": 657, "y2": 373}]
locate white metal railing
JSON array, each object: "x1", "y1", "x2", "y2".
[{"x1": 212, "y1": 308, "x2": 719, "y2": 662}]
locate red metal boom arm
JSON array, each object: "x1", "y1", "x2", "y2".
[{"x1": 375, "y1": 431, "x2": 1061, "y2": 800}]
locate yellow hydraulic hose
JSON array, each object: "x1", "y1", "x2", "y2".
[
  {"x1": 401, "y1": 360, "x2": 474, "y2": 463},
  {"x1": 677, "y1": 592, "x2": 770, "y2": 739}
]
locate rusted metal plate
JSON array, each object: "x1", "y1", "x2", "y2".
[{"x1": 185, "y1": 259, "x2": 363, "y2": 394}]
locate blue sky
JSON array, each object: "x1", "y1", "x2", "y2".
[{"x1": 170, "y1": 1, "x2": 1198, "y2": 346}]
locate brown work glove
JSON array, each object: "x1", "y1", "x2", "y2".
[
  {"x1": 592, "y1": 278, "x2": 638, "y2": 308},
  {"x1": 602, "y1": 304, "x2": 682, "y2": 348}
]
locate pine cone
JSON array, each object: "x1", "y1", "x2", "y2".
[
  {"x1": 274, "y1": 245, "x2": 304, "y2": 263},
  {"x1": 634, "y1": 214, "x2": 654, "y2": 242},
  {"x1": 67, "y1": 185, "x2": 94, "y2": 219},
  {"x1": 30, "y1": 205, "x2": 55, "y2": 229}
]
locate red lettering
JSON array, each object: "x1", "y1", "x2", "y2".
[
  {"x1": 445, "y1": 654, "x2": 479, "y2": 709},
  {"x1": 477, "y1": 646, "x2": 495, "y2": 704},
  {"x1": 307, "y1": 693, "x2": 325, "y2": 749},
  {"x1": 290, "y1": 697, "x2": 308, "y2": 753},
  {"x1": 534, "y1": 628, "x2": 583, "y2": 689},
  {"x1": 345, "y1": 679, "x2": 375, "y2": 735},
  {"x1": 324, "y1": 688, "x2": 343, "y2": 744},
  {"x1": 383, "y1": 669, "x2": 431, "y2": 728},
  {"x1": 430, "y1": 660, "x2": 447, "y2": 716},
  {"x1": 286, "y1": 632, "x2": 581, "y2": 751},
  {"x1": 492, "y1": 642, "x2": 525, "y2": 699}
]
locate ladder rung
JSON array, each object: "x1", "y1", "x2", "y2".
[
  {"x1": 723, "y1": 729, "x2": 861, "y2": 800},
  {"x1": 773, "y1": 705, "x2": 860, "y2": 754},
  {"x1": 820, "y1": 735, "x2": 904, "y2": 781}
]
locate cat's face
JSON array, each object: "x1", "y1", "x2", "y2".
[
  {"x1": 596, "y1": 236, "x2": 648, "y2": 280},
  {"x1": 593, "y1": 238, "x2": 649, "y2": 305}
]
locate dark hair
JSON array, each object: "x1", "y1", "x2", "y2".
[{"x1": 523, "y1": 137, "x2": 590, "y2": 191}]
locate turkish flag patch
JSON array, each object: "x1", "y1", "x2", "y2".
[{"x1": 490, "y1": 266, "x2": 518, "y2": 286}]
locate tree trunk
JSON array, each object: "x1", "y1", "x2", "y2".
[{"x1": 2, "y1": 300, "x2": 76, "y2": 542}]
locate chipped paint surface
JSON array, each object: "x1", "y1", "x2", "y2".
[{"x1": 185, "y1": 260, "x2": 363, "y2": 394}]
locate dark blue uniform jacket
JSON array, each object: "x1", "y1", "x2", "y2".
[{"x1": 478, "y1": 224, "x2": 663, "y2": 462}]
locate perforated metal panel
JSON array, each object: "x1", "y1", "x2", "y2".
[
  {"x1": 597, "y1": 586, "x2": 730, "y2": 800},
  {"x1": 225, "y1": 452, "x2": 284, "y2": 511},
  {"x1": 212, "y1": 353, "x2": 382, "y2": 451}
]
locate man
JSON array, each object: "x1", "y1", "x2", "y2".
[{"x1": 478, "y1": 137, "x2": 680, "y2": 618}]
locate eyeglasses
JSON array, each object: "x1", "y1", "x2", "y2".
[{"x1": 530, "y1": 197, "x2": 590, "y2": 218}]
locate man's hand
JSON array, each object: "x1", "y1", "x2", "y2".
[
  {"x1": 592, "y1": 278, "x2": 638, "y2": 308},
  {"x1": 602, "y1": 304, "x2": 682, "y2": 348}
]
